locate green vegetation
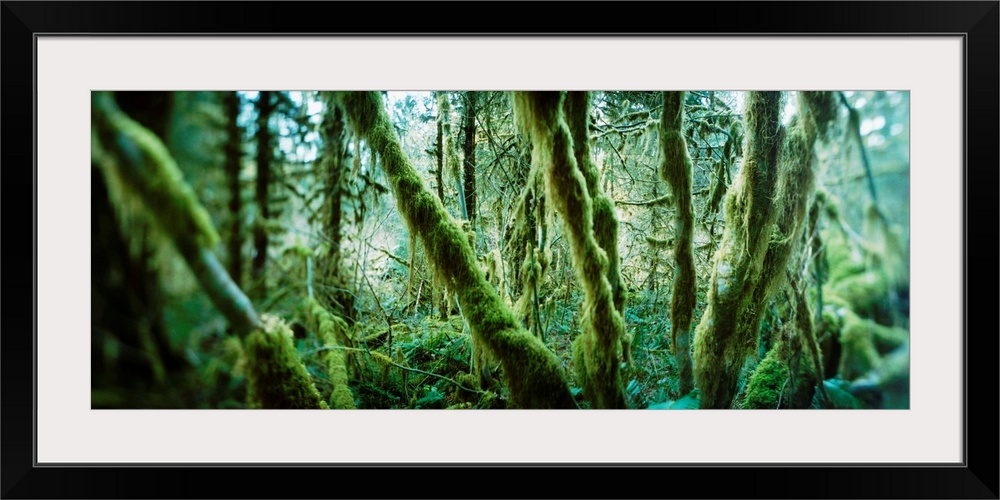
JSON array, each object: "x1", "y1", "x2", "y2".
[{"x1": 91, "y1": 90, "x2": 910, "y2": 410}]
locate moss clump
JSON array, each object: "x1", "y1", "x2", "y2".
[
  {"x1": 244, "y1": 314, "x2": 326, "y2": 409},
  {"x1": 337, "y1": 91, "x2": 576, "y2": 409},
  {"x1": 515, "y1": 92, "x2": 626, "y2": 409},
  {"x1": 740, "y1": 339, "x2": 817, "y2": 409},
  {"x1": 307, "y1": 299, "x2": 356, "y2": 409},
  {"x1": 740, "y1": 350, "x2": 789, "y2": 409},
  {"x1": 837, "y1": 311, "x2": 883, "y2": 381},
  {"x1": 659, "y1": 91, "x2": 697, "y2": 395}
]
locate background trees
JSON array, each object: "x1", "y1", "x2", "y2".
[{"x1": 91, "y1": 89, "x2": 910, "y2": 410}]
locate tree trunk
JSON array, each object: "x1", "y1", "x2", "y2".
[
  {"x1": 223, "y1": 91, "x2": 244, "y2": 289},
  {"x1": 319, "y1": 94, "x2": 355, "y2": 320},
  {"x1": 693, "y1": 91, "x2": 784, "y2": 409},
  {"x1": 252, "y1": 90, "x2": 273, "y2": 299},
  {"x1": 336, "y1": 91, "x2": 576, "y2": 409},
  {"x1": 659, "y1": 91, "x2": 696, "y2": 396},
  {"x1": 463, "y1": 91, "x2": 478, "y2": 227},
  {"x1": 514, "y1": 91, "x2": 626, "y2": 409},
  {"x1": 563, "y1": 91, "x2": 629, "y2": 364}
]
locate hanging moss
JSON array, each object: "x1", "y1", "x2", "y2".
[
  {"x1": 693, "y1": 91, "x2": 784, "y2": 409},
  {"x1": 659, "y1": 91, "x2": 697, "y2": 395},
  {"x1": 336, "y1": 91, "x2": 576, "y2": 409},
  {"x1": 244, "y1": 314, "x2": 326, "y2": 409},
  {"x1": 307, "y1": 299, "x2": 356, "y2": 409},
  {"x1": 514, "y1": 91, "x2": 626, "y2": 409}
]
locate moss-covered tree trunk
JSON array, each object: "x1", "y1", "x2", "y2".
[
  {"x1": 462, "y1": 91, "x2": 478, "y2": 227},
  {"x1": 223, "y1": 91, "x2": 244, "y2": 289},
  {"x1": 252, "y1": 90, "x2": 273, "y2": 299},
  {"x1": 319, "y1": 94, "x2": 355, "y2": 320},
  {"x1": 514, "y1": 91, "x2": 626, "y2": 409},
  {"x1": 563, "y1": 91, "x2": 630, "y2": 365},
  {"x1": 693, "y1": 91, "x2": 784, "y2": 409},
  {"x1": 658, "y1": 91, "x2": 697, "y2": 396},
  {"x1": 336, "y1": 91, "x2": 576, "y2": 409}
]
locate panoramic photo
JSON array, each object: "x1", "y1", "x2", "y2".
[{"x1": 91, "y1": 90, "x2": 910, "y2": 409}]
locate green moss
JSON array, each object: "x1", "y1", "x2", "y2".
[
  {"x1": 741, "y1": 337, "x2": 818, "y2": 409},
  {"x1": 829, "y1": 271, "x2": 890, "y2": 317},
  {"x1": 837, "y1": 311, "x2": 882, "y2": 380},
  {"x1": 659, "y1": 92, "x2": 697, "y2": 395},
  {"x1": 91, "y1": 92, "x2": 220, "y2": 251},
  {"x1": 800, "y1": 91, "x2": 837, "y2": 138},
  {"x1": 307, "y1": 299, "x2": 356, "y2": 409},
  {"x1": 740, "y1": 352, "x2": 789, "y2": 409},
  {"x1": 694, "y1": 92, "x2": 785, "y2": 409},
  {"x1": 337, "y1": 91, "x2": 576, "y2": 409},
  {"x1": 517, "y1": 91, "x2": 626, "y2": 408},
  {"x1": 244, "y1": 314, "x2": 325, "y2": 409}
]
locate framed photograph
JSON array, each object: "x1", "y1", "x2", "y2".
[{"x1": 4, "y1": 2, "x2": 996, "y2": 498}]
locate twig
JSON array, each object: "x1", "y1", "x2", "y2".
[
  {"x1": 309, "y1": 345, "x2": 487, "y2": 395},
  {"x1": 363, "y1": 271, "x2": 394, "y2": 351}
]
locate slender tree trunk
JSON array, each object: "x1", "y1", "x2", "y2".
[
  {"x1": 463, "y1": 91, "x2": 478, "y2": 227},
  {"x1": 252, "y1": 91, "x2": 273, "y2": 299},
  {"x1": 659, "y1": 91, "x2": 696, "y2": 395},
  {"x1": 435, "y1": 92, "x2": 446, "y2": 203},
  {"x1": 319, "y1": 94, "x2": 354, "y2": 319},
  {"x1": 223, "y1": 91, "x2": 244, "y2": 288}
]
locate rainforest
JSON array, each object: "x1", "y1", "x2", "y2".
[{"x1": 91, "y1": 90, "x2": 910, "y2": 410}]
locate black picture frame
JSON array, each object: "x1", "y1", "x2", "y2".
[{"x1": 2, "y1": 2, "x2": 996, "y2": 498}]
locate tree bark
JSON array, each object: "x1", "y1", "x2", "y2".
[
  {"x1": 252, "y1": 91, "x2": 273, "y2": 299},
  {"x1": 223, "y1": 91, "x2": 244, "y2": 288},
  {"x1": 463, "y1": 91, "x2": 478, "y2": 227}
]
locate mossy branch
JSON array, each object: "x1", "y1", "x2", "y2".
[{"x1": 91, "y1": 91, "x2": 261, "y2": 337}]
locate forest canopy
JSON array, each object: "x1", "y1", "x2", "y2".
[{"x1": 91, "y1": 90, "x2": 910, "y2": 410}]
